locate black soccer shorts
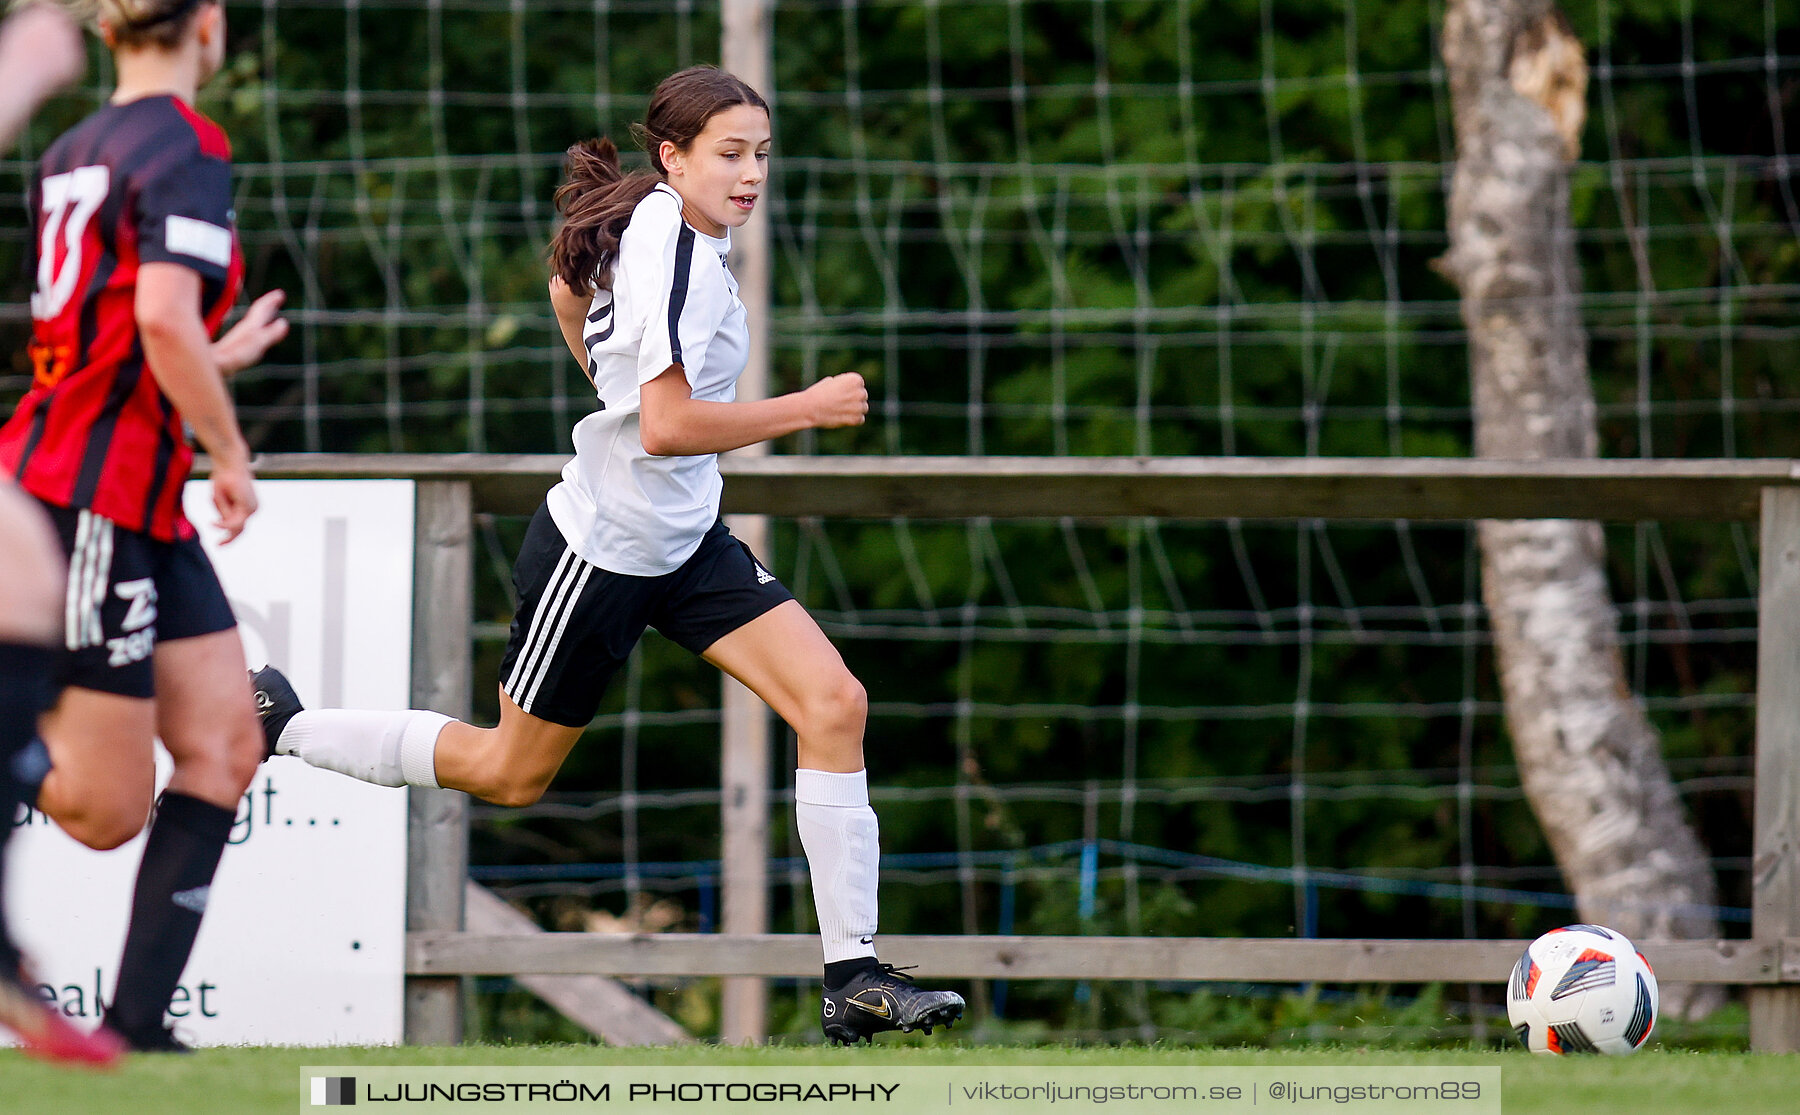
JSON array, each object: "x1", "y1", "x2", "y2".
[
  {"x1": 499, "y1": 504, "x2": 795, "y2": 727},
  {"x1": 41, "y1": 502, "x2": 237, "y2": 699}
]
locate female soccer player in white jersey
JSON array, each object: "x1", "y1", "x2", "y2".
[{"x1": 254, "y1": 66, "x2": 964, "y2": 1045}]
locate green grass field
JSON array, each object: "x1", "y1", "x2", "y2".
[{"x1": 5, "y1": 1044, "x2": 1797, "y2": 1115}]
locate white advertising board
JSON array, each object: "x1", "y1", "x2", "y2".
[{"x1": 5, "y1": 480, "x2": 416, "y2": 1046}]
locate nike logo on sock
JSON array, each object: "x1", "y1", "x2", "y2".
[
  {"x1": 860, "y1": 936, "x2": 873, "y2": 945},
  {"x1": 171, "y1": 886, "x2": 211, "y2": 914}
]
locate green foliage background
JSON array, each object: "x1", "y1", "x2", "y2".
[{"x1": 3, "y1": 1, "x2": 1795, "y2": 1040}]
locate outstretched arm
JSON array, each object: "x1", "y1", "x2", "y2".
[{"x1": 0, "y1": 3, "x2": 84, "y2": 155}]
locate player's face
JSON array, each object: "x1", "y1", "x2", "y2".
[{"x1": 664, "y1": 103, "x2": 771, "y2": 238}]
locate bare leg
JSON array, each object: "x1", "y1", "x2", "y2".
[
  {"x1": 433, "y1": 693, "x2": 586, "y2": 807},
  {"x1": 37, "y1": 689, "x2": 158, "y2": 851},
  {"x1": 154, "y1": 629, "x2": 264, "y2": 809},
  {"x1": 699, "y1": 600, "x2": 867, "y2": 773}
]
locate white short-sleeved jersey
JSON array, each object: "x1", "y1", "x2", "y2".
[{"x1": 546, "y1": 183, "x2": 749, "y2": 575}]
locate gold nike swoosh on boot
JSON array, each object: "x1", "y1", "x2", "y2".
[{"x1": 848, "y1": 992, "x2": 893, "y2": 1019}]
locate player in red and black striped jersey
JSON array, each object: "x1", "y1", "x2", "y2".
[
  {"x1": 0, "y1": 0, "x2": 287, "y2": 1053},
  {"x1": 4, "y1": 84, "x2": 247, "y2": 540}
]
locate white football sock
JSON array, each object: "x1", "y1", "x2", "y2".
[
  {"x1": 276, "y1": 708, "x2": 451, "y2": 790},
  {"x1": 795, "y1": 768, "x2": 880, "y2": 963}
]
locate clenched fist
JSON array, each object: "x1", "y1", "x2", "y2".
[{"x1": 804, "y1": 372, "x2": 869, "y2": 429}]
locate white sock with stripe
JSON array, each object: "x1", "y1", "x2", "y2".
[
  {"x1": 795, "y1": 768, "x2": 880, "y2": 963},
  {"x1": 275, "y1": 709, "x2": 451, "y2": 790}
]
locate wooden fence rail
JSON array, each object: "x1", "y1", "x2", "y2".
[
  {"x1": 239, "y1": 454, "x2": 1800, "y2": 1051},
  {"x1": 252, "y1": 452, "x2": 1800, "y2": 521},
  {"x1": 408, "y1": 933, "x2": 1791, "y2": 985}
]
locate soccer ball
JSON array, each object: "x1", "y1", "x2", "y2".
[{"x1": 1506, "y1": 924, "x2": 1658, "y2": 1055}]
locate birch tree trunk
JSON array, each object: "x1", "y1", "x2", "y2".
[{"x1": 1437, "y1": 0, "x2": 1722, "y2": 1017}]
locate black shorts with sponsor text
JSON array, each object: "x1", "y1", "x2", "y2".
[
  {"x1": 499, "y1": 505, "x2": 794, "y2": 728},
  {"x1": 40, "y1": 502, "x2": 237, "y2": 699}
]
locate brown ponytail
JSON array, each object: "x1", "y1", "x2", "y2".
[
  {"x1": 548, "y1": 138, "x2": 661, "y2": 298},
  {"x1": 549, "y1": 66, "x2": 769, "y2": 297}
]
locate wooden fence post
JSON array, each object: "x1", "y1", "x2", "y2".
[
  {"x1": 406, "y1": 480, "x2": 473, "y2": 1044},
  {"x1": 720, "y1": 0, "x2": 776, "y2": 1046},
  {"x1": 719, "y1": 665, "x2": 771, "y2": 1044},
  {"x1": 1753, "y1": 486, "x2": 1800, "y2": 1051}
]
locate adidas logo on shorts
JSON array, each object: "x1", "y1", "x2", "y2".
[{"x1": 753, "y1": 562, "x2": 774, "y2": 585}]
